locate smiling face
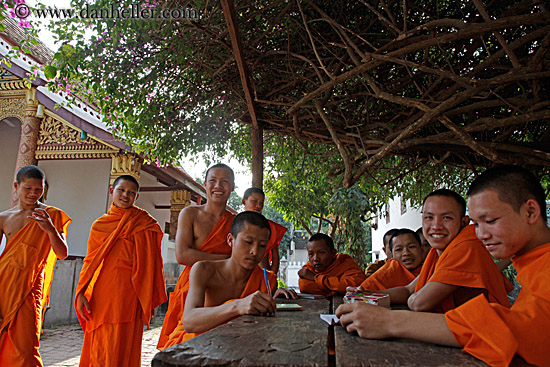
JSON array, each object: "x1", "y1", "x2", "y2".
[
  {"x1": 391, "y1": 233, "x2": 423, "y2": 270},
  {"x1": 15, "y1": 177, "x2": 44, "y2": 207},
  {"x1": 468, "y1": 190, "x2": 537, "y2": 259},
  {"x1": 205, "y1": 167, "x2": 234, "y2": 204},
  {"x1": 422, "y1": 195, "x2": 469, "y2": 254},
  {"x1": 242, "y1": 192, "x2": 265, "y2": 213},
  {"x1": 307, "y1": 239, "x2": 337, "y2": 273},
  {"x1": 110, "y1": 179, "x2": 139, "y2": 209},
  {"x1": 228, "y1": 222, "x2": 270, "y2": 270}
]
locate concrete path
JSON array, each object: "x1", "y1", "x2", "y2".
[{"x1": 40, "y1": 320, "x2": 163, "y2": 367}]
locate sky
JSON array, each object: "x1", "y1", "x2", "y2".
[{"x1": 25, "y1": 0, "x2": 252, "y2": 194}]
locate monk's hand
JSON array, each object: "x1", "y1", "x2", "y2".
[
  {"x1": 238, "y1": 290, "x2": 276, "y2": 316},
  {"x1": 273, "y1": 288, "x2": 298, "y2": 299},
  {"x1": 297, "y1": 268, "x2": 315, "y2": 281},
  {"x1": 345, "y1": 285, "x2": 365, "y2": 296},
  {"x1": 335, "y1": 302, "x2": 393, "y2": 339},
  {"x1": 28, "y1": 208, "x2": 56, "y2": 233},
  {"x1": 76, "y1": 292, "x2": 91, "y2": 322}
]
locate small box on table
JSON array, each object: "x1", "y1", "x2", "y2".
[{"x1": 343, "y1": 292, "x2": 390, "y2": 308}]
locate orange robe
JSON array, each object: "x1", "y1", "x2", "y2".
[
  {"x1": 176, "y1": 266, "x2": 277, "y2": 343},
  {"x1": 265, "y1": 220, "x2": 287, "y2": 269},
  {"x1": 365, "y1": 259, "x2": 387, "y2": 277},
  {"x1": 157, "y1": 211, "x2": 234, "y2": 350},
  {"x1": 76, "y1": 204, "x2": 166, "y2": 367},
  {"x1": 0, "y1": 207, "x2": 71, "y2": 367},
  {"x1": 299, "y1": 253, "x2": 366, "y2": 296},
  {"x1": 414, "y1": 225, "x2": 510, "y2": 313},
  {"x1": 445, "y1": 242, "x2": 550, "y2": 367},
  {"x1": 360, "y1": 259, "x2": 421, "y2": 290}
]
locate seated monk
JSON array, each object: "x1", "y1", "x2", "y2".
[
  {"x1": 349, "y1": 189, "x2": 510, "y2": 313},
  {"x1": 337, "y1": 165, "x2": 550, "y2": 366},
  {"x1": 181, "y1": 211, "x2": 296, "y2": 341},
  {"x1": 299, "y1": 233, "x2": 366, "y2": 296},
  {"x1": 241, "y1": 187, "x2": 287, "y2": 275},
  {"x1": 364, "y1": 228, "x2": 398, "y2": 277},
  {"x1": 360, "y1": 228, "x2": 424, "y2": 290},
  {"x1": 416, "y1": 226, "x2": 431, "y2": 260}
]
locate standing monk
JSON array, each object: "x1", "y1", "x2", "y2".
[
  {"x1": 158, "y1": 163, "x2": 236, "y2": 350},
  {"x1": 0, "y1": 165, "x2": 71, "y2": 367},
  {"x1": 75, "y1": 175, "x2": 166, "y2": 367},
  {"x1": 241, "y1": 187, "x2": 287, "y2": 275}
]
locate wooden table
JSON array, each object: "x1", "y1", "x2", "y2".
[{"x1": 153, "y1": 297, "x2": 528, "y2": 366}]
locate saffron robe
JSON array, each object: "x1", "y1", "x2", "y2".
[
  {"x1": 76, "y1": 204, "x2": 166, "y2": 367},
  {"x1": 157, "y1": 211, "x2": 234, "y2": 350},
  {"x1": 0, "y1": 206, "x2": 71, "y2": 367},
  {"x1": 265, "y1": 219, "x2": 287, "y2": 269},
  {"x1": 445, "y1": 242, "x2": 550, "y2": 367},
  {"x1": 299, "y1": 253, "x2": 367, "y2": 296},
  {"x1": 174, "y1": 265, "x2": 277, "y2": 344},
  {"x1": 414, "y1": 225, "x2": 510, "y2": 313},
  {"x1": 365, "y1": 259, "x2": 387, "y2": 277},
  {"x1": 360, "y1": 259, "x2": 421, "y2": 290}
]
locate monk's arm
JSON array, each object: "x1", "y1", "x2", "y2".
[
  {"x1": 31, "y1": 208, "x2": 68, "y2": 259},
  {"x1": 183, "y1": 263, "x2": 275, "y2": 333},
  {"x1": 336, "y1": 302, "x2": 460, "y2": 347},
  {"x1": 407, "y1": 281, "x2": 458, "y2": 311},
  {"x1": 175, "y1": 208, "x2": 228, "y2": 265},
  {"x1": 270, "y1": 246, "x2": 280, "y2": 274}
]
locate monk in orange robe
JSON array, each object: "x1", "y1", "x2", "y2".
[
  {"x1": 0, "y1": 165, "x2": 70, "y2": 367},
  {"x1": 75, "y1": 175, "x2": 166, "y2": 367},
  {"x1": 299, "y1": 233, "x2": 366, "y2": 296},
  {"x1": 360, "y1": 228, "x2": 423, "y2": 290},
  {"x1": 349, "y1": 189, "x2": 509, "y2": 312},
  {"x1": 337, "y1": 166, "x2": 550, "y2": 366},
  {"x1": 182, "y1": 211, "x2": 296, "y2": 342},
  {"x1": 158, "y1": 164, "x2": 236, "y2": 350},
  {"x1": 241, "y1": 187, "x2": 287, "y2": 274},
  {"x1": 364, "y1": 228, "x2": 399, "y2": 277}
]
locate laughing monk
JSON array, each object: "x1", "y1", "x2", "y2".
[
  {"x1": 181, "y1": 211, "x2": 296, "y2": 342},
  {"x1": 299, "y1": 233, "x2": 366, "y2": 296},
  {"x1": 75, "y1": 175, "x2": 166, "y2": 367},
  {"x1": 0, "y1": 165, "x2": 71, "y2": 367},
  {"x1": 349, "y1": 189, "x2": 509, "y2": 313},
  {"x1": 359, "y1": 228, "x2": 424, "y2": 290},
  {"x1": 241, "y1": 187, "x2": 287, "y2": 274},
  {"x1": 158, "y1": 163, "x2": 236, "y2": 349},
  {"x1": 337, "y1": 165, "x2": 550, "y2": 366}
]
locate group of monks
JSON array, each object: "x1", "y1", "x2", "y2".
[{"x1": 0, "y1": 163, "x2": 548, "y2": 367}]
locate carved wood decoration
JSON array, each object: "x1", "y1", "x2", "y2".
[{"x1": 172, "y1": 0, "x2": 550, "y2": 187}]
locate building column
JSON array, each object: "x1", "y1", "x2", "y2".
[
  {"x1": 169, "y1": 190, "x2": 191, "y2": 241},
  {"x1": 106, "y1": 153, "x2": 142, "y2": 210},
  {"x1": 11, "y1": 88, "x2": 41, "y2": 206}
]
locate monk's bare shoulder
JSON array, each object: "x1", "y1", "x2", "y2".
[{"x1": 193, "y1": 259, "x2": 226, "y2": 285}]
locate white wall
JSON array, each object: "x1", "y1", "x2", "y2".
[
  {"x1": 39, "y1": 159, "x2": 111, "y2": 256},
  {"x1": 371, "y1": 196, "x2": 422, "y2": 260},
  {"x1": 0, "y1": 118, "x2": 21, "y2": 209}
]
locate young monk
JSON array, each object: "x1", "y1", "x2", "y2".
[
  {"x1": 181, "y1": 211, "x2": 296, "y2": 342},
  {"x1": 416, "y1": 226, "x2": 431, "y2": 260},
  {"x1": 241, "y1": 187, "x2": 287, "y2": 274},
  {"x1": 337, "y1": 165, "x2": 550, "y2": 367},
  {"x1": 75, "y1": 175, "x2": 166, "y2": 367},
  {"x1": 158, "y1": 163, "x2": 236, "y2": 350},
  {"x1": 364, "y1": 228, "x2": 398, "y2": 277},
  {"x1": 359, "y1": 228, "x2": 423, "y2": 290},
  {"x1": 349, "y1": 189, "x2": 509, "y2": 313},
  {"x1": 0, "y1": 165, "x2": 71, "y2": 367},
  {"x1": 298, "y1": 233, "x2": 366, "y2": 296}
]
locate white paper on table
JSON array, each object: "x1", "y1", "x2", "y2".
[{"x1": 320, "y1": 314, "x2": 340, "y2": 325}]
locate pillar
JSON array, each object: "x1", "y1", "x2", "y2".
[
  {"x1": 107, "y1": 153, "x2": 142, "y2": 210},
  {"x1": 169, "y1": 189, "x2": 191, "y2": 241}
]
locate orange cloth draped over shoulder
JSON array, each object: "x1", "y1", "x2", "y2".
[
  {"x1": 0, "y1": 207, "x2": 71, "y2": 367},
  {"x1": 445, "y1": 242, "x2": 550, "y2": 367},
  {"x1": 299, "y1": 253, "x2": 366, "y2": 296},
  {"x1": 364, "y1": 259, "x2": 386, "y2": 277},
  {"x1": 266, "y1": 219, "x2": 287, "y2": 265},
  {"x1": 414, "y1": 224, "x2": 510, "y2": 313},
  {"x1": 174, "y1": 266, "x2": 277, "y2": 344},
  {"x1": 360, "y1": 259, "x2": 421, "y2": 290},
  {"x1": 157, "y1": 211, "x2": 234, "y2": 350},
  {"x1": 75, "y1": 204, "x2": 166, "y2": 367}
]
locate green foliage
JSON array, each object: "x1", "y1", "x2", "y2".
[{"x1": 277, "y1": 278, "x2": 287, "y2": 289}]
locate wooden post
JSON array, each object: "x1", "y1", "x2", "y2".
[
  {"x1": 252, "y1": 126, "x2": 263, "y2": 189},
  {"x1": 169, "y1": 190, "x2": 191, "y2": 241}
]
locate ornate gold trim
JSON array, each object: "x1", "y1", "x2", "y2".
[
  {"x1": 0, "y1": 97, "x2": 25, "y2": 122},
  {"x1": 110, "y1": 153, "x2": 142, "y2": 185},
  {"x1": 171, "y1": 190, "x2": 191, "y2": 211}
]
